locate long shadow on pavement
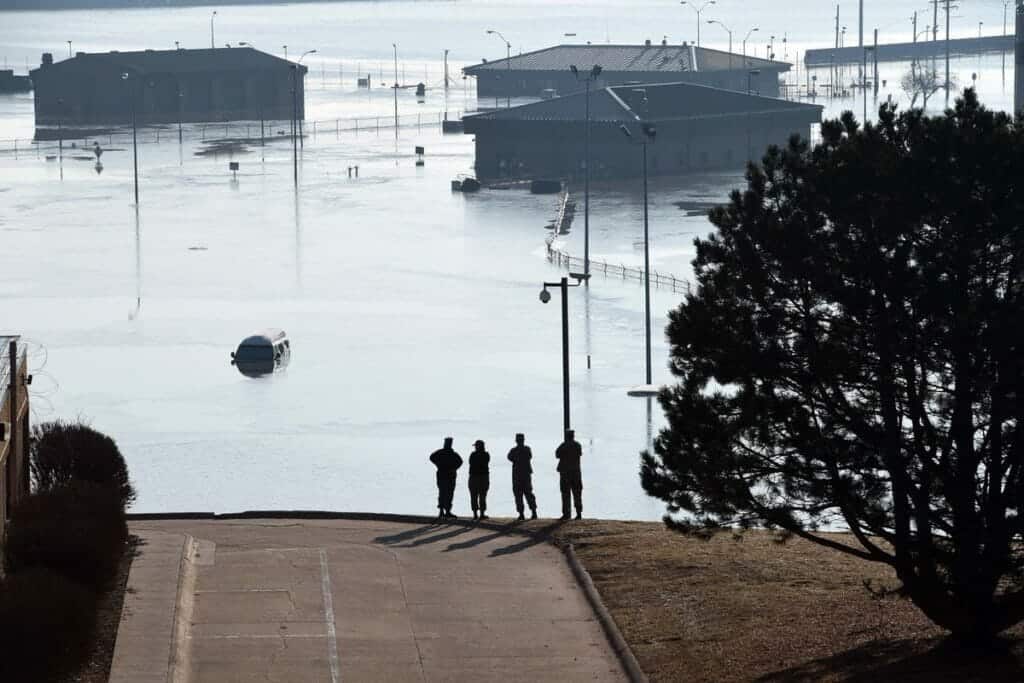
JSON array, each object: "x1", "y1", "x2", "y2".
[
  {"x1": 443, "y1": 521, "x2": 522, "y2": 553},
  {"x1": 488, "y1": 520, "x2": 565, "y2": 557},
  {"x1": 374, "y1": 523, "x2": 445, "y2": 546},
  {"x1": 392, "y1": 524, "x2": 474, "y2": 548}
]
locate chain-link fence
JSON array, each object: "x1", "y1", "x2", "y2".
[{"x1": 0, "y1": 109, "x2": 470, "y2": 159}]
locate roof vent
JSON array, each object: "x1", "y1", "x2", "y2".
[{"x1": 645, "y1": 39, "x2": 651, "y2": 46}]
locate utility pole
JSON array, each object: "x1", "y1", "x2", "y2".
[
  {"x1": 1016, "y1": 0, "x2": 1024, "y2": 116},
  {"x1": 443, "y1": 49, "x2": 450, "y2": 91},
  {"x1": 859, "y1": 0, "x2": 864, "y2": 88},
  {"x1": 913, "y1": 11, "x2": 918, "y2": 42},
  {"x1": 835, "y1": 6, "x2": 840, "y2": 95},
  {"x1": 945, "y1": 0, "x2": 951, "y2": 98},
  {"x1": 933, "y1": 0, "x2": 939, "y2": 41}
]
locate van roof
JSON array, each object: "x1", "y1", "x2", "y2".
[{"x1": 238, "y1": 328, "x2": 287, "y2": 346}]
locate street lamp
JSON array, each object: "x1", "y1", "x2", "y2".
[
  {"x1": 707, "y1": 19, "x2": 733, "y2": 69},
  {"x1": 393, "y1": 43, "x2": 399, "y2": 137},
  {"x1": 67, "y1": 40, "x2": 72, "y2": 58},
  {"x1": 486, "y1": 29, "x2": 512, "y2": 108},
  {"x1": 56, "y1": 96, "x2": 64, "y2": 180},
  {"x1": 680, "y1": 0, "x2": 716, "y2": 48},
  {"x1": 539, "y1": 274, "x2": 586, "y2": 431},
  {"x1": 742, "y1": 27, "x2": 759, "y2": 66},
  {"x1": 570, "y1": 63, "x2": 602, "y2": 281},
  {"x1": 283, "y1": 45, "x2": 288, "y2": 60},
  {"x1": 296, "y1": 48, "x2": 314, "y2": 151},
  {"x1": 121, "y1": 72, "x2": 139, "y2": 205},
  {"x1": 620, "y1": 95, "x2": 658, "y2": 397},
  {"x1": 979, "y1": 21, "x2": 984, "y2": 39},
  {"x1": 210, "y1": 10, "x2": 217, "y2": 50}
]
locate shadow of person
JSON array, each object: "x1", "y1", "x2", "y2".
[
  {"x1": 756, "y1": 635, "x2": 1024, "y2": 683},
  {"x1": 488, "y1": 520, "x2": 566, "y2": 558},
  {"x1": 373, "y1": 524, "x2": 444, "y2": 546}
]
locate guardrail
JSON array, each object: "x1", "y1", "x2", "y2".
[{"x1": 545, "y1": 191, "x2": 691, "y2": 295}]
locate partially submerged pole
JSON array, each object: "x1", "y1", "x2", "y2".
[{"x1": 1017, "y1": 2, "x2": 1024, "y2": 116}]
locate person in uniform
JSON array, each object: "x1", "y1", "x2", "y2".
[
  {"x1": 507, "y1": 433, "x2": 537, "y2": 521},
  {"x1": 468, "y1": 439, "x2": 490, "y2": 520},
  {"x1": 429, "y1": 437, "x2": 463, "y2": 519},
  {"x1": 555, "y1": 429, "x2": 583, "y2": 520}
]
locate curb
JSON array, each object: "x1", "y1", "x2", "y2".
[
  {"x1": 564, "y1": 543, "x2": 649, "y2": 683},
  {"x1": 168, "y1": 535, "x2": 197, "y2": 683}
]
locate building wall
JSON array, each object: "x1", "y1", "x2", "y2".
[
  {"x1": 473, "y1": 67, "x2": 781, "y2": 99},
  {"x1": 0, "y1": 343, "x2": 30, "y2": 555},
  {"x1": 469, "y1": 112, "x2": 815, "y2": 180},
  {"x1": 32, "y1": 62, "x2": 305, "y2": 125}
]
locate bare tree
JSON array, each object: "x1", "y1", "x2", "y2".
[{"x1": 901, "y1": 59, "x2": 950, "y2": 109}]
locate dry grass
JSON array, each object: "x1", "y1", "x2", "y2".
[{"x1": 548, "y1": 521, "x2": 1024, "y2": 682}]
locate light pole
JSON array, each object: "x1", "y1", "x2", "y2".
[
  {"x1": 67, "y1": 40, "x2": 72, "y2": 58},
  {"x1": 486, "y1": 29, "x2": 512, "y2": 108},
  {"x1": 539, "y1": 274, "x2": 586, "y2": 432},
  {"x1": 121, "y1": 72, "x2": 139, "y2": 205},
  {"x1": 570, "y1": 64, "x2": 602, "y2": 281},
  {"x1": 742, "y1": 27, "x2": 759, "y2": 66},
  {"x1": 56, "y1": 96, "x2": 63, "y2": 180},
  {"x1": 210, "y1": 10, "x2": 217, "y2": 49},
  {"x1": 283, "y1": 45, "x2": 288, "y2": 60},
  {"x1": 297, "y1": 49, "x2": 314, "y2": 151},
  {"x1": 707, "y1": 20, "x2": 733, "y2": 69},
  {"x1": 392, "y1": 43, "x2": 399, "y2": 137},
  {"x1": 979, "y1": 21, "x2": 984, "y2": 39},
  {"x1": 620, "y1": 113, "x2": 658, "y2": 396},
  {"x1": 680, "y1": 0, "x2": 716, "y2": 47}
]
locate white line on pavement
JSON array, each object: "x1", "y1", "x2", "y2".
[{"x1": 319, "y1": 548, "x2": 342, "y2": 683}]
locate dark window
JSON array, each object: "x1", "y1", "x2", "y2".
[{"x1": 236, "y1": 344, "x2": 273, "y2": 361}]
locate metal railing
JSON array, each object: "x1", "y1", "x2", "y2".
[{"x1": 545, "y1": 191, "x2": 691, "y2": 295}]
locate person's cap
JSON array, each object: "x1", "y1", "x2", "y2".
[
  {"x1": 444, "y1": 436, "x2": 453, "y2": 446},
  {"x1": 474, "y1": 439, "x2": 485, "y2": 447},
  {"x1": 565, "y1": 429, "x2": 575, "y2": 439}
]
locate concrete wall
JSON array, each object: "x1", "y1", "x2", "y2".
[
  {"x1": 32, "y1": 63, "x2": 305, "y2": 126},
  {"x1": 0, "y1": 343, "x2": 30, "y2": 554},
  {"x1": 469, "y1": 111, "x2": 815, "y2": 180},
  {"x1": 473, "y1": 68, "x2": 782, "y2": 99}
]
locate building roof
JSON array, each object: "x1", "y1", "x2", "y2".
[
  {"x1": 464, "y1": 81, "x2": 821, "y2": 125},
  {"x1": 30, "y1": 47, "x2": 304, "y2": 77},
  {"x1": 463, "y1": 44, "x2": 787, "y2": 75}
]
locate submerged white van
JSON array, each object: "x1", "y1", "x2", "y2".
[{"x1": 231, "y1": 329, "x2": 291, "y2": 377}]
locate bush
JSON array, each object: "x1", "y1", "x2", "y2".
[
  {"x1": 30, "y1": 420, "x2": 136, "y2": 510},
  {"x1": 0, "y1": 568, "x2": 97, "y2": 682},
  {"x1": 4, "y1": 485, "x2": 128, "y2": 591}
]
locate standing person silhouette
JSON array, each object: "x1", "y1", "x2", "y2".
[
  {"x1": 468, "y1": 440, "x2": 490, "y2": 520},
  {"x1": 429, "y1": 437, "x2": 463, "y2": 519},
  {"x1": 555, "y1": 429, "x2": 583, "y2": 520},
  {"x1": 507, "y1": 433, "x2": 537, "y2": 520}
]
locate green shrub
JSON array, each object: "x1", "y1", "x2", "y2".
[
  {"x1": 4, "y1": 485, "x2": 128, "y2": 591},
  {"x1": 30, "y1": 420, "x2": 136, "y2": 510},
  {"x1": 0, "y1": 568, "x2": 97, "y2": 681}
]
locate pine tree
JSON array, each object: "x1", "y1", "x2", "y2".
[{"x1": 642, "y1": 90, "x2": 1024, "y2": 641}]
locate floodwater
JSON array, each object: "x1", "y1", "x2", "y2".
[{"x1": 0, "y1": 0, "x2": 1017, "y2": 517}]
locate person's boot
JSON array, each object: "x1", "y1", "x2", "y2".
[
  {"x1": 530, "y1": 509, "x2": 538, "y2": 520},
  {"x1": 480, "y1": 512, "x2": 489, "y2": 520},
  {"x1": 472, "y1": 510, "x2": 478, "y2": 520},
  {"x1": 575, "y1": 511, "x2": 582, "y2": 520},
  {"x1": 517, "y1": 512, "x2": 525, "y2": 521},
  {"x1": 446, "y1": 510, "x2": 457, "y2": 519}
]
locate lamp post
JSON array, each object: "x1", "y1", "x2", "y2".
[
  {"x1": 620, "y1": 90, "x2": 658, "y2": 397},
  {"x1": 979, "y1": 21, "x2": 984, "y2": 39},
  {"x1": 210, "y1": 10, "x2": 217, "y2": 49},
  {"x1": 486, "y1": 29, "x2": 512, "y2": 108},
  {"x1": 67, "y1": 40, "x2": 72, "y2": 58},
  {"x1": 393, "y1": 43, "x2": 399, "y2": 137},
  {"x1": 290, "y1": 50, "x2": 315, "y2": 186},
  {"x1": 742, "y1": 27, "x2": 759, "y2": 66},
  {"x1": 570, "y1": 63, "x2": 602, "y2": 281},
  {"x1": 680, "y1": 0, "x2": 716, "y2": 47},
  {"x1": 283, "y1": 45, "x2": 288, "y2": 60},
  {"x1": 707, "y1": 19, "x2": 733, "y2": 69},
  {"x1": 121, "y1": 72, "x2": 139, "y2": 205},
  {"x1": 539, "y1": 274, "x2": 586, "y2": 431},
  {"x1": 56, "y1": 96, "x2": 64, "y2": 180},
  {"x1": 297, "y1": 49, "x2": 314, "y2": 151}
]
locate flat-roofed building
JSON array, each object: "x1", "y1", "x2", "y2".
[
  {"x1": 30, "y1": 47, "x2": 307, "y2": 126},
  {"x1": 463, "y1": 42, "x2": 788, "y2": 100},
  {"x1": 463, "y1": 81, "x2": 823, "y2": 180}
]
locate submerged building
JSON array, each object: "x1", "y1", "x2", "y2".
[
  {"x1": 463, "y1": 81, "x2": 823, "y2": 180},
  {"x1": 463, "y1": 43, "x2": 789, "y2": 100},
  {"x1": 30, "y1": 47, "x2": 306, "y2": 126}
]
